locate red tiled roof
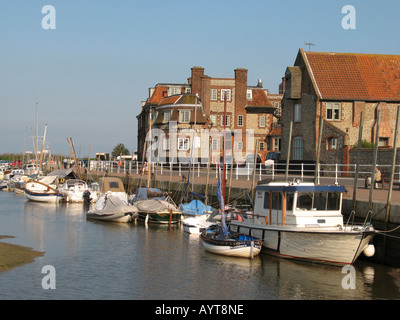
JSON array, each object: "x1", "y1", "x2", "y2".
[
  {"x1": 303, "y1": 50, "x2": 400, "y2": 101},
  {"x1": 248, "y1": 89, "x2": 273, "y2": 107},
  {"x1": 147, "y1": 85, "x2": 168, "y2": 104}
]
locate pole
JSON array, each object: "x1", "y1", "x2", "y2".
[
  {"x1": 383, "y1": 106, "x2": 400, "y2": 263},
  {"x1": 352, "y1": 112, "x2": 364, "y2": 214},
  {"x1": 222, "y1": 94, "x2": 227, "y2": 203},
  {"x1": 285, "y1": 121, "x2": 293, "y2": 181},
  {"x1": 314, "y1": 105, "x2": 323, "y2": 184},
  {"x1": 368, "y1": 109, "x2": 381, "y2": 212}
]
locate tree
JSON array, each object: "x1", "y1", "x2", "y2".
[{"x1": 112, "y1": 143, "x2": 130, "y2": 158}]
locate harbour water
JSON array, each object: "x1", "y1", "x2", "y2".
[{"x1": 1, "y1": 191, "x2": 400, "y2": 301}]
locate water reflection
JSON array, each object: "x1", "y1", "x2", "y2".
[{"x1": 0, "y1": 191, "x2": 400, "y2": 300}]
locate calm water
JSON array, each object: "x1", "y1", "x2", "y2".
[{"x1": 0, "y1": 191, "x2": 400, "y2": 300}]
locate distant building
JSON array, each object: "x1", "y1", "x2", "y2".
[
  {"x1": 281, "y1": 48, "x2": 400, "y2": 169},
  {"x1": 137, "y1": 67, "x2": 282, "y2": 163}
]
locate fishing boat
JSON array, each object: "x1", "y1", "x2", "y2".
[
  {"x1": 229, "y1": 180, "x2": 376, "y2": 266},
  {"x1": 24, "y1": 176, "x2": 62, "y2": 203},
  {"x1": 86, "y1": 193, "x2": 138, "y2": 223},
  {"x1": 200, "y1": 224, "x2": 262, "y2": 259}
]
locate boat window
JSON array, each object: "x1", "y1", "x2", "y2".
[
  {"x1": 296, "y1": 192, "x2": 340, "y2": 211},
  {"x1": 109, "y1": 182, "x2": 119, "y2": 188},
  {"x1": 297, "y1": 192, "x2": 313, "y2": 210},
  {"x1": 327, "y1": 192, "x2": 340, "y2": 210},
  {"x1": 286, "y1": 192, "x2": 294, "y2": 211},
  {"x1": 272, "y1": 192, "x2": 282, "y2": 210},
  {"x1": 263, "y1": 192, "x2": 270, "y2": 209},
  {"x1": 263, "y1": 192, "x2": 282, "y2": 210}
]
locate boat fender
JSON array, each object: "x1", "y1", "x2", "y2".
[{"x1": 363, "y1": 244, "x2": 375, "y2": 257}]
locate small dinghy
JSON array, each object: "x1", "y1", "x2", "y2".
[
  {"x1": 86, "y1": 193, "x2": 138, "y2": 223},
  {"x1": 200, "y1": 224, "x2": 262, "y2": 259}
]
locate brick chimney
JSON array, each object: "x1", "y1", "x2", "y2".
[
  {"x1": 190, "y1": 66, "x2": 205, "y2": 95},
  {"x1": 235, "y1": 68, "x2": 248, "y2": 112}
]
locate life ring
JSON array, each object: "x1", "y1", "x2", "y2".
[{"x1": 60, "y1": 178, "x2": 65, "y2": 184}]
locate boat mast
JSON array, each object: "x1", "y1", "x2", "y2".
[
  {"x1": 38, "y1": 124, "x2": 47, "y2": 176},
  {"x1": 147, "y1": 108, "x2": 152, "y2": 190},
  {"x1": 222, "y1": 93, "x2": 227, "y2": 203}
]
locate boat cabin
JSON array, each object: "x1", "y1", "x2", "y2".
[{"x1": 253, "y1": 181, "x2": 345, "y2": 228}]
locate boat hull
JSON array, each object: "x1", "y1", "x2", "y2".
[
  {"x1": 182, "y1": 217, "x2": 213, "y2": 234},
  {"x1": 137, "y1": 212, "x2": 181, "y2": 224},
  {"x1": 200, "y1": 233, "x2": 262, "y2": 259},
  {"x1": 86, "y1": 212, "x2": 135, "y2": 223},
  {"x1": 24, "y1": 188, "x2": 61, "y2": 203},
  {"x1": 230, "y1": 222, "x2": 375, "y2": 266}
]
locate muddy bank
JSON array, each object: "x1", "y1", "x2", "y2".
[{"x1": 0, "y1": 236, "x2": 45, "y2": 272}]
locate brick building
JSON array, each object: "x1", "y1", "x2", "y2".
[
  {"x1": 137, "y1": 67, "x2": 282, "y2": 163},
  {"x1": 281, "y1": 48, "x2": 400, "y2": 169}
]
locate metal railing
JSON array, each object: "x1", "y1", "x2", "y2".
[{"x1": 87, "y1": 160, "x2": 400, "y2": 188}]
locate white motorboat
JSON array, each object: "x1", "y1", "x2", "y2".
[
  {"x1": 24, "y1": 176, "x2": 62, "y2": 203},
  {"x1": 229, "y1": 181, "x2": 376, "y2": 266},
  {"x1": 182, "y1": 217, "x2": 214, "y2": 234},
  {"x1": 59, "y1": 179, "x2": 94, "y2": 202},
  {"x1": 86, "y1": 193, "x2": 138, "y2": 223}
]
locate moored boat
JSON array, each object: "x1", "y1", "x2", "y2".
[
  {"x1": 24, "y1": 176, "x2": 62, "y2": 203},
  {"x1": 134, "y1": 196, "x2": 182, "y2": 224},
  {"x1": 86, "y1": 193, "x2": 138, "y2": 223},
  {"x1": 200, "y1": 224, "x2": 262, "y2": 259},
  {"x1": 229, "y1": 180, "x2": 376, "y2": 266}
]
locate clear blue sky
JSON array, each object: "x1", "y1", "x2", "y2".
[{"x1": 1, "y1": 0, "x2": 399, "y2": 156}]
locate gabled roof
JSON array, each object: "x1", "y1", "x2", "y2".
[{"x1": 301, "y1": 49, "x2": 400, "y2": 101}]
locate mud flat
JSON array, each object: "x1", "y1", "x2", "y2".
[{"x1": 0, "y1": 236, "x2": 44, "y2": 272}]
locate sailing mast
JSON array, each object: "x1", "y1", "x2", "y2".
[
  {"x1": 222, "y1": 93, "x2": 227, "y2": 204},
  {"x1": 147, "y1": 108, "x2": 152, "y2": 190}
]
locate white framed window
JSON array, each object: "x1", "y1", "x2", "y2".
[
  {"x1": 210, "y1": 89, "x2": 217, "y2": 100},
  {"x1": 185, "y1": 87, "x2": 191, "y2": 93},
  {"x1": 273, "y1": 137, "x2": 281, "y2": 151},
  {"x1": 246, "y1": 90, "x2": 252, "y2": 100},
  {"x1": 236, "y1": 141, "x2": 243, "y2": 150},
  {"x1": 168, "y1": 86, "x2": 181, "y2": 96},
  {"x1": 259, "y1": 141, "x2": 265, "y2": 151},
  {"x1": 326, "y1": 102, "x2": 341, "y2": 121},
  {"x1": 212, "y1": 138, "x2": 219, "y2": 151},
  {"x1": 221, "y1": 114, "x2": 231, "y2": 127},
  {"x1": 259, "y1": 115, "x2": 265, "y2": 127},
  {"x1": 221, "y1": 89, "x2": 231, "y2": 101},
  {"x1": 178, "y1": 138, "x2": 189, "y2": 150},
  {"x1": 327, "y1": 137, "x2": 337, "y2": 150},
  {"x1": 237, "y1": 115, "x2": 243, "y2": 127},
  {"x1": 294, "y1": 104, "x2": 301, "y2": 122},
  {"x1": 164, "y1": 110, "x2": 172, "y2": 123},
  {"x1": 292, "y1": 136, "x2": 303, "y2": 160},
  {"x1": 210, "y1": 114, "x2": 217, "y2": 126},
  {"x1": 163, "y1": 138, "x2": 170, "y2": 150},
  {"x1": 179, "y1": 110, "x2": 191, "y2": 123}
]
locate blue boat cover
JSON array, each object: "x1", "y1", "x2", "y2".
[{"x1": 179, "y1": 200, "x2": 213, "y2": 216}]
